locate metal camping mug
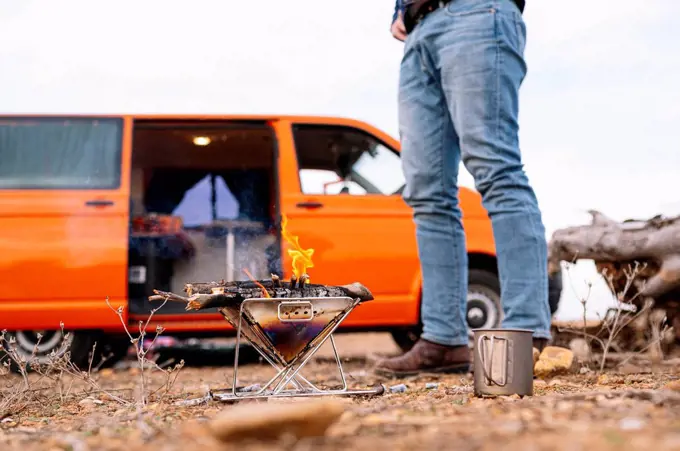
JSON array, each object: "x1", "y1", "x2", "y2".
[{"x1": 473, "y1": 328, "x2": 534, "y2": 397}]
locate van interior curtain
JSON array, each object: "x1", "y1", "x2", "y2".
[{"x1": 0, "y1": 119, "x2": 121, "y2": 189}]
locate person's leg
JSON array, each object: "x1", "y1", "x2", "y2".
[
  {"x1": 400, "y1": 51, "x2": 469, "y2": 349},
  {"x1": 434, "y1": 0, "x2": 552, "y2": 340},
  {"x1": 374, "y1": 24, "x2": 471, "y2": 376}
]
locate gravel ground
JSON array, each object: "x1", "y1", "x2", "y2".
[{"x1": 2, "y1": 333, "x2": 680, "y2": 451}]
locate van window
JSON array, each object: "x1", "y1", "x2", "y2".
[
  {"x1": 0, "y1": 117, "x2": 123, "y2": 189},
  {"x1": 292, "y1": 124, "x2": 405, "y2": 196}
]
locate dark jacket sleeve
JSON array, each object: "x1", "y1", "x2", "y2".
[{"x1": 392, "y1": 0, "x2": 401, "y2": 24}]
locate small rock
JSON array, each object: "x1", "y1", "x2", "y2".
[
  {"x1": 619, "y1": 417, "x2": 645, "y2": 431},
  {"x1": 389, "y1": 384, "x2": 407, "y2": 393},
  {"x1": 532, "y1": 348, "x2": 540, "y2": 365},
  {"x1": 579, "y1": 366, "x2": 592, "y2": 375},
  {"x1": 533, "y1": 380, "x2": 547, "y2": 389},
  {"x1": 534, "y1": 346, "x2": 574, "y2": 378},
  {"x1": 568, "y1": 338, "x2": 591, "y2": 363},
  {"x1": 662, "y1": 380, "x2": 680, "y2": 392},
  {"x1": 78, "y1": 397, "x2": 103, "y2": 407},
  {"x1": 425, "y1": 383, "x2": 439, "y2": 390},
  {"x1": 99, "y1": 368, "x2": 115, "y2": 377},
  {"x1": 1, "y1": 418, "x2": 16, "y2": 427},
  {"x1": 208, "y1": 399, "x2": 345, "y2": 442}
]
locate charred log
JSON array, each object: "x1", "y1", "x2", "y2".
[
  {"x1": 299, "y1": 274, "x2": 309, "y2": 290},
  {"x1": 271, "y1": 274, "x2": 282, "y2": 288}
]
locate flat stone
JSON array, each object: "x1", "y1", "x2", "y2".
[
  {"x1": 208, "y1": 399, "x2": 345, "y2": 442},
  {"x1": 663, "y1": 380, "x2": 680, "y2": 392},
  {"x1": 534, "y1": 346, "x2": 575, "y2": 378}
]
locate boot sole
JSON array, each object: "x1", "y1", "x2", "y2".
[{"x1": 374, "y1": 363, "x2": 470, "y2": 378}]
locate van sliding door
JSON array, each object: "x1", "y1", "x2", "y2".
[{"x1": 0, "y1": 116, "x2": 131, "y2": 332}]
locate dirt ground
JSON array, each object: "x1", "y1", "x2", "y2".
[{"x1": 2, "y1": 333, "x2": 680, "y2": 451}]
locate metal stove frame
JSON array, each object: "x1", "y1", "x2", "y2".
[{"x1": 212, "y1": 296, "x2": 385, "y2": 402}]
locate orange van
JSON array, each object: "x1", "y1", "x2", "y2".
[{"x1": 0, "y1": 114, "x2": 562, "y2": 367}]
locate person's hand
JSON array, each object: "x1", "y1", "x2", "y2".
[{"x1": 391, "y1": 11, "x2": 407, "y2": 42}]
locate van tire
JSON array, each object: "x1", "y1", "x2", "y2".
[
  {"x1": 69, "y1": 331, "x2": 130, "y2": 371},
  {"x1": 548, "y1": 268, "x2": 563, "y2": 315},
  {"x1": 1, "y1": 329, "x2": 73, "y2": 373},
  {"x1": 390, "y1": 269, "x2": 502, "y2": 353}
]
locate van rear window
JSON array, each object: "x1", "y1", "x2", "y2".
[{"x1": 0, "y1": 117, "x2": 123, "y2": 189}]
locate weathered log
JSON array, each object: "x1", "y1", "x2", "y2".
[
  {"x1": 150, "y1": 279, "x2": 374, "y2": 311},
  {"x1": 548, "y1": 210, "x2": 680, "y2": 298}
]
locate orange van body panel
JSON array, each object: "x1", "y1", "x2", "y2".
[{"x1": 0, "y1": 114, "x2": 495, "y2": 334}]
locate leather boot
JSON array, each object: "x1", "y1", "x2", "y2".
[
  {"x1": 374, "y1": 339, "x2": 471, "y2": 377},
  {"x1": 533, "y1": 338, "x2": 548, "y2": 352}
]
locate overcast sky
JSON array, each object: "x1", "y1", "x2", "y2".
[{"x1": 2, "y1": 0, "x2": 678, "y2": 319}]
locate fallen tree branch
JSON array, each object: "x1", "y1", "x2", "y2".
[{"x1": 548, "y1": 210, "x2": 680, "y2": 298}]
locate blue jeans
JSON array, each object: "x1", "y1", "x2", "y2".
[{"x1": 399, "y1": 0, "x2": 552, "y2": 346}]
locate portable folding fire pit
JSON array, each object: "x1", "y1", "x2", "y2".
[{"x1": 150, "y1": 274, "x2": 385, "y2": 401}]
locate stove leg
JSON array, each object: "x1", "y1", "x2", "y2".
[{"x1": 330, "y1": 335, "x2": 348, "y2": 391}]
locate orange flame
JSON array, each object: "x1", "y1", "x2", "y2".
[
  {"x1": 243, "y1": 268, "x2": 270, "y2": 298},
  {"x1": 280, "y1": 214, "x2": 314, "y2": 281}
]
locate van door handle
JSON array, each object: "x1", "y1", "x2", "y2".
[
  {"x1": 295, "y1": 201, "x2": 323, "y2": 209},
  {"x1": 85, "y1": 199, "x2": 114, "y2": 207}
]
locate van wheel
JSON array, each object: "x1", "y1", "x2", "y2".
[
  {"x1": 1, "y1": 330, "x2": 73, "y2": 372},
  {"x1": 0, "y1": 330, "x2": 129, "y2": 373},
  {"x1": 548, "y1": 267, "x2": 563, "y2": 315},
  {"x1": 390, "y1": 269, "x2": 502, "y2": 353}
]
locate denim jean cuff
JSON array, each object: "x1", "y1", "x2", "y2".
[
  {"x1": 532, "y1": 329, "x2": 553, "y2": 340},
  {"x1": 421, "y1": 333, "x2": 469, "y2": 347}
]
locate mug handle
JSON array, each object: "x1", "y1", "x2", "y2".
[{"x1": 477, "y1": 334, "x2": 508, "y2": 387}]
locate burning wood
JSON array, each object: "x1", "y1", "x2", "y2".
[
  {"x1": 149, "y1": 276, "x2": 373, "y2": 311},
  {"x1": 281, "y1": 214, "x2": 314, "y2": 282},
  {"x1": 299, "y1": 274, "x2": 309, "y2": 290}
]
